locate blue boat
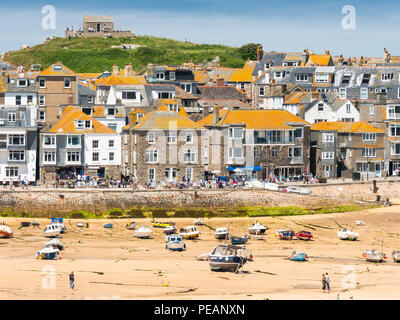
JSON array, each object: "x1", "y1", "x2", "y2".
[
  {"x1": 230, "y1": 235, "x2": 249, "y2": 245},
  {"x1": 103, "y1": 223, "x2": 113, "y2": 229},
  {"x1": 36, "y1": 247, "x2": 60, "y2": 260},
  {"x1": 208, "y1": 244, "x2": 253, "y2": 272},
  {"x1": 288, "y1": 251, "x2": 308, "y2": 262}
]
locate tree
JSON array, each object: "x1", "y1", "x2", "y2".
[{"x1": 237, "y1": 43, "x2": 261, "y2": 60}]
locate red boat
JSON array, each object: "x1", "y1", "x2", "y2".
[
  {"x1": 296, "y1": 231, "x2": 313, "y2": 241},
  {"x1": 0, "y1": 224, "x2": 13, "y2": 238}
]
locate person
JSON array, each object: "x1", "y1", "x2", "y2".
[
  {"x1": 69, "y1": 271, "x2": 75, "y2": 289},
  {"x1": 322, "y1": 274, "x2": 326, "y2": 290},
  {"x1": 325, "y1": 273, "x2": 330, "y2": 291},
  {"x1": 376, "y1": 195, "x2": 381, "y2": 203}
]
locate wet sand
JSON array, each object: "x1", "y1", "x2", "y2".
[{"x1": 1, "y1": 203, "x2": 400, "y2": 300}]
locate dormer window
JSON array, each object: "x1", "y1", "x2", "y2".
[
  {"x1": 76, "y1": 120, "x2": 91, "y2": 130},
  {"x1": 17, "y1": 79, "x2": 27, "y2": 87},
  {"x1": 361, "y1": 74, "x2": 371, "y2": 85},
  {"x1": 156, "y1": 72, "x2": 165, "y2": 80},
  {"x1": 53, "y1": 65, "x2": 62, "y2": 71},
  {"x1": 122, "y1": 91, "x2": 137, "y2": 100},
  {"x1": 381, "y1": 73, "x2": 393, "y2": 81},
  {"x1": 341, "y1": 74, "x2": 351, "y2": 85},
  {"x1": 169, "y1": 72, "x2": 176, "y2": 81},
  {"x1": 107, "y1": 108, "x2": 116, "y2": 116}
]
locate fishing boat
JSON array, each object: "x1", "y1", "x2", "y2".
[
  {"x1": 125, "y1": 222, "x2": 136, "y2": 230},
  {"x1": 134, "y1": 226, "x2": 153, "y2": 239},
  {"x1": 392, "y1": 251, "x2": 400, "y2": 263},
  {"x1": 208, "y1": 244, "x2": 253, "y2": 273},
  {"x1": 248, "y1": 221, "x2": 267, "y2": 235},
  {"x1": 296, "y1": 231, "x2": 314, "y2": 241},
  {"x1": 103, "y1": 223, "x2": 113, "y2": 229},
  {"x1": 163, "y1": 225, "x2": 177, "y2": 235},
  {"x1": 362, "y1": 249, "x2": 387, "y2": 262},
  {"x1": 288, "y1": 251, "x2": 308, "y2": 262},
  {"x1": 214, "y1": 227, "x2": 229, "y2": 240},
  {"x1": 230, "y1": 235, "x2": 249, "y2": 245},
  {"x1": 179, "y1": 226, "x2": 200, "y2": 240},
  {"x1": 337, "y1": 228, "x2": 359, "y2": 241},
  {"x1": 43, "y1": 224, "x2": 62, "y2": 238},
  {"x1": 275, "y1": 229, "x2": 295, "y2": 240},
  {"x1": 152, "y1": 220, "x2": 175, "y2": 228},
  {"x1": 165, "y1": 235, "x2": 186, "y2": 251},
  {"x1": 0, "y1": 224, "x2": 13, "y2": 238},
  {"x1": 194, "y1": 218, "x2": 205, "y2": 226},
  {"x1": 76, "y1": 222, "x2": 85, "y2": 228},
  {"x1": 36, "y1": 247, "x2": 60, "y2": 260},
  {"x1": 44, "y1": 238, "x2": 64, "y2": 251},
  {"x1": 51, "y1": 218, "x2": 66, "y2": 233}
]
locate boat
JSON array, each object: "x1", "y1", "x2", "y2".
[
  {"x1": 337, "y1": 228, "x2": 359, "y2": 241},
  {"x1": 125, "y1": 222, "x2": 136, "y2": 230},
  {"x1": 276, "y1": 229, "x2": 295, "y2": 240},
  {"x1": 194, "y1": 218, "x2": 205, "y2": 226},
  {"x1": 179, "y1": 226, "x2": 200, "y2": 240},
  {"x1": 355, "y1": 220, "x2": 365, "y2": 226},
  {"x1": 248, "y1": 221, "x2": 267, "y2": 235},
  {"x1": 0, "y1": 224, "x2": 13, "y2": 238},
  {"x1": 43, "y1": 224, "x2": 62, "y2": 238},
  {"x1": 44, "y1": 238, "x2": 64, "y2": 251},
  {"x1": 244, "y1": 180, "x2": 264, "y2": 189},
  {"x1": 36, "y1": 247, "x2": 60, "y2": 260},
  {"x1": 163, "y1": 225, "x2": 177, "y2": 235},
  {"x1": 296, "y1": 231, "x2": 314, "y2": 241},
  {"x1": 134, "y1": 226, "x2": 153, "y2": 239},
  {"x1": 282, "y1": 186, "x2": 312, "y2": 195},
  {"x1": 152, "y1": 220, "x2": 175, "y2": 228},
  {"x1": 165, "y1": 235, "x2": 186, "y2": 251},
  {"x1": 288, "y1": 251, "x2": 308, "y2": 262},
  {"x1": 20, "y1": 221, "x2": 31, "y2": 228},
  {"x1": 362, "y1": 249, "x2": 387, "y2": 262},
  {"x1": 392, "y1": 251, "x2": 400, "y2": 263},
  {"x1": 230, "y1": 235, "x2": 249, "y2": 245},
  {"x1": 264, "y1": 183, "x2": 280, "y2": 191},
  {"x1": 103, "y1": 223, "x2": 113, "y2": 229},
  {"x1": 76, "y1": 223, "x2": 85, "y2": 228},
  {"x1": 214, "y1": 227, "x2": 229, "y2": 240},
  {"x1": 208, "y1": 244, "x2": 253, "y2": 272},
  {"x1": 51, "y1": 218, "x2": 66, "y2": 233}
]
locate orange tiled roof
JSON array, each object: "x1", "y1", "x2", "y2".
[
  {"x1": 133, "y1": 110, "x2": 204, "y2": 130},
  {"x1": 39, "y1": 62, "x2": 76, "y2": 76},
  {"x1": 0, "y1": 77, "x2": 6, "y2": 93},
  {"x1": 91, "y1": 106, "x2": 124, "y2": 118},
  {"x1": 95, "y1": 74, "x2": 147, "y2": 86},
  {"x1": 48, "y1": 106, "x2": 117, "y2": 134},
  {"x1": 311, "y1": 121, "x2": 384, "y2": 133},
  {"x1": 198, "y1": 109, "x2": 309, "y2": 129},
  {"x1": 77, "y1": 73, "x2": 101, "y2": 79},
  {"x1": 307, "y1": 54, "x2": 332, "y2": 66}
]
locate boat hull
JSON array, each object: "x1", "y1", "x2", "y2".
[
  {"x1": 248, "y1": 229, "x2": 266, "y2": 235},
  {"x1": 208, "y1": 257, "x2": 247, "y2": 272},
  {"x1": 166, "y1": 243, "x2": 186, "y2": 251},
  {"x1": 230, "y1": 236, "x2": 248, "y2": 245},
  {"x1": 215, "y1": 233, "x2": 229, "y2": 240}
]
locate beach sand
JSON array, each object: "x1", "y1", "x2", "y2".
[{"x1": 1, "y1": 204, "x2": 400, "y2": 300}]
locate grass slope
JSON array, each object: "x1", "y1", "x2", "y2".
[{"x1": 4, "y1": 36, "x2": 247, "y2": 73}]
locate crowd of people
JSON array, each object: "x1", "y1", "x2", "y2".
[{"x1": 2, "y1": 176, "x2": 29, "y2": 190}]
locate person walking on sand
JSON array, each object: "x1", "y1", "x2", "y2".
[
  {"x1": 325, "y1": 273, "x2": 330, "y2": 291},
  {"x1": 322, "y1": 273, "x2": 326, "y2": 290},
  {"x1": 69, "y1": 271, "x2": 75, "y2": 289}
]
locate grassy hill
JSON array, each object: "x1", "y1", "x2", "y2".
[{"x1": 3, "y1": 36, "x2": 248, "y2": 73}]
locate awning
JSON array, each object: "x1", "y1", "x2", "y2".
[{"x1": 227, "y1": 166, "x2": 261, "y2": 172}]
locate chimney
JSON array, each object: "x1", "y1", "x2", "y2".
[
  {"x1": 112, "y1": 64, "x2": 119, "y2": 75},
  {"x1": 128, "y1": 111, "x2": 137, "y2": 129},
  {"x1": 212, "y1": 106, "x2": 220, "y2": 126},
  {"x1": 325, "y1": 50, "x2": 330, "y2": 56},
  {"x1": 257, "y1": 45, "x2": 264, "y2": 61},
  {"x1": 376, "y1": 92, "x2": 387, "y2": 105},
  {"x1": 302, "y1": 49, "x2": 309, "y2": 64},
  {"x1": 311, "y1": 91, "x2": 320, "y2": 100},
  {"x1": 216, "y1": 77, "x2": 225, "y2": 87},
  {"x1": 124, "y1": 63, "x2": 133, "y2": 77}
]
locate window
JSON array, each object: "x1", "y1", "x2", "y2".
[
  {"x1": 64, "y1": 78, "x2": 71, "y2": 88},
  {"x1": 158, "y1": 92, "x2": 173, "y2": 99},
  {"x1": 146, "y1": 150, "x2": 158, "y2": 163},
  {"x1": 228, "y1": 148, "x2": 243, "y2": 158},
  {"x1": 184, "y1": 150, "x2": 196, "y2": 162},
  {"x1": 271, "y1": 147, "x2": 278, "y2": 158},
  {"x1": 294, "y1": 128, "x2": 303, "y2": 138},
  {"x1": 92, "y1": 152, "x2": 99, "y2": 162},
  {"x1": 180, "y1": 83, "x2": 192, "y2": 93},
  {"x1": 6, "y1": 167, "x2": 18, "y2": 177},
  {"x1": 315, "y1": 73, "x2": 329, "y2": 83},
  {"x1": 346, "y1": 104, "x2": 351, "y2": 113},
  {"x1": 39, "y1": 78, "x2": 46, "y2": 88},
  {"x1": 122, "y1": 91, "x2": 137, "y2": 100},
  {"x1": 67, "y1": 151, "x2": 80, "y2": 163},
  {"x1": 92, "y1": 140, "x2": 99, "y2": 149},
  {"x1": 381, "y1": 73, "x2": 394, "y2": 81},
  {"x1": 67, "y1": 135, "x2": 81, "y2": 147},
  {"x1": 8, "y1": 134, "x2": 24, "y2": 146},
  {"x1": 322, "y1": 152, "x2": 334, "y2": 160},
  {"x1": 275, "y1": 71, "x2": 285, "y2": 78},
  {"x1": 318, "y1": 103, "x2": 324, "y2": 112},
  {"x1": 362, "y1": 133, "x2": 376, "y2": 141},
  {"x1": 109, "y1": 152, "x2": 115, "y2": 161},
  {"x1": 39, "y1": 110, "x2": 45, "y2": 121},
  {"x1": 341, "y1": 74, "x2": 351, "y2": 85},
  {"x1": 43, "y1": 151, "x2": 56, "y2": 163},
  {"x1": 259, "y1": 87, "x2": 264, "y2": 96},
  {"x1": 167, "y1": 132, "x2": 176, "y2": 144},
  {"x1": 169, "y1": 72, "x2": 176, "y2": 81},
  {"x1": 398, "y1": 88, "x2": 400, "y2": 99},
  {"x1": 289, "y1": 147, "x2": 302, "y2": 158},
  {"x1": 53, "y1": 65, "x2": 62, "y2": 71},
  {"x1": 8, "y1": 150, "x2": 25, "y2": 161},
  {"x1": 295, "y1": 74, "x2": 309, "y2": 81},
  {"x1": 391, "y1": 142, "x2": 400, "y2": 155},
  {"x1": 88, "y1": 96, "x2": 94, "y2": 104},
  {"x1": 39, "y1": 96, "x2": 45, "y2": 106},
  {"x1": 362, "y1": 148, "x2": 376, "y2": 157},
  {"x1": 107, "y1": 108, "x2": 116, "y2": 116},
  {"x1": 229, "y1": 127, "x2": 243, "y2": 139},
  {"x1": 27, "y1": 95, "x2": 33, "y2": 104},
  {"x1": 0, "y1": 135, "x2": 6, "y2": 149},
  {"x1": 43, "y1": 135, "x2": 56, "y2": 147},
  {"x1": 109, "y1": 140, "x2": 114, "y2": 148},
  {"x1": 389, "y1": 124, "x2": 400, "y2": 137},
  {"x1": 254, "y1": 147, "x2": 260, "y2": 158},
  {"x1": 15, "y1": 96, "x2": 21, "y2": 105},
  {"x1": 186, "y1": 133, "x2": 193, "y2": 144},
  {"x1": 265, "y1": 62, "x2": 272, "y2": 69},
  {"x1": 148, "y1": 133, "x2": 155, "y2": 143},
  {"x1": 8, "y1": 112, "x2": 16, "y2": 122},
  {"x1": 148, "y1": 168, "x2": 155, "y2": 181},
  {"x1": 107, "y1": 123, "x2": 117, "y2": 132},
  {"x1": 185, "y1": 168, "x2": 193, "y2": 180},
  {"x1": 155, "y1": 72, "x2": 165, "y2": 80},
  {"x1": 361, "y1": 74, "x2": 371, "y2": 84},
  {"x1": 360, "y1": 88, "x2": 368, "y2": 100},
  {"x1": 322, "y1": 133, "x2": 334, "y2": 143},
  {"x1": 17, "y1": 79, "x2": 27, "y2": 87},
  {"x1": 339, "y1": 88, "x2": 347, "y2": 99},
  {"x1": 369, "y1": 105, "x2": 374, "y2": 115}
]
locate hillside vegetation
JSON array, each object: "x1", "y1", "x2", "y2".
[{"x1": 4, "y1": 36, "x2": 249, "y2": 73}]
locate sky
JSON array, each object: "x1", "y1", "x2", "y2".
[{"x1": 0, "y1": 0, "x2": 400, "y2": 57}]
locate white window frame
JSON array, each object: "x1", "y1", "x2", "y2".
[
  {"x1": 43, "y1": 151, "x2": 56, "y2": 164},
  {"x1": 322, "y1": 152, "x2": 334, "y2": 160},
  {"x1": 66, "y1": 151, "x2": 81, "y2": 163},
  {"x1": 64, "y1": 77, "x2": 71, "y2": 88},
  {"x1": 322, "y1": 133, "x2": 334, "y2": 143},
  {"x1": 43, "y1": 135, "x2": 56, "y2": 147},
  {"x1": 362, "y1": 133, "x2": 376, "y2": 142}
]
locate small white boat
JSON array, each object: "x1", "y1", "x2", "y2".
[
  {"x1": 134, "y1": 226, "x2": 153, "y2": 239},
  {"x1": 283, "y1": 186, "x2": 312, "y2": 195},
  {"x1": 43, "y1": 224, "x2": 62, "y2": 238},
  {"x1": 36, "y1": 247, "x2": 60, "y2": 260},
  {"x1": 194, "y1": 218, "x2": 205, "y2": 226},
  {"x1": 165, "y1": 235, "x2": 186, "y2": 251},
  {"x1": 215, "y1": 227, "x2": 229, "y2": 240},
  {"x1": 0, "y1": 224, "x2": 13, "y2": 238},
  {"x1": 44, "y1": 238, "x2": 64, "y2": 250},
  {"x1": 363, "y1": 249, "x2": 387, "y2": 263},
  {"x1": 76, "y1": 222, "x2": 85, "y2": 228},
  {"x1": 244, "y1": 180, "x2": 264, "y2": 189},
  {"x1": 264, "y1": 183, "x2": 280, "y2": 191},
  {"x1": 248, "y1": 221, "x2": 267, "y2": 235},
  {"x1": 180, "y1": 226, "x2": 200, "y2": 240},
  {"x1": 163, "y1": 225, "x2": 177, "y2": 235},
  {"x1": 337, "y1": 228, "x2": 359, "y2": 241},
  {"x1": 392, "y1": 250, "x2": 400, "y2": 263},
  {"x1": 355, "y1": 220, "x2": 365, "y2": 226}
]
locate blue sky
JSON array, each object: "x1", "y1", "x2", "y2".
[{"x1": 1, "y1": 0, "x2": 400, "y2": 57}]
